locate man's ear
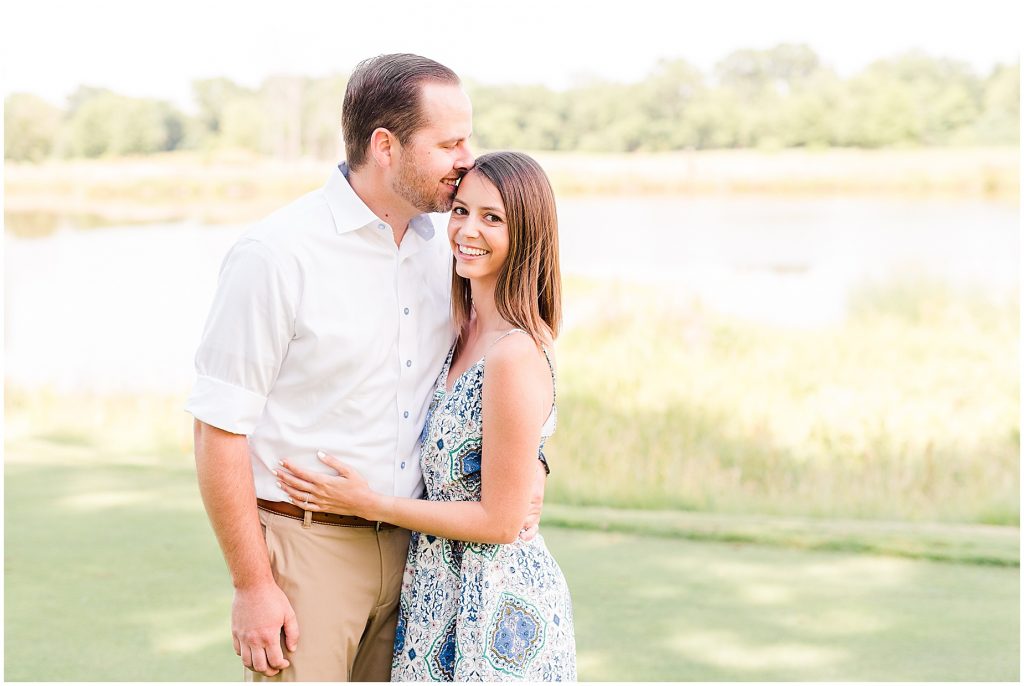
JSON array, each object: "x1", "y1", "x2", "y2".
[{"x1": 369, "y1": 127, "x2": 398, "y2": 170}]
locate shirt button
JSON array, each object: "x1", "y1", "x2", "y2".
[
  {"x1": 400, "y1": 462, "x2": 406, "y2": 469},
  {"x1": 406, "y1": 360, "x2": 412, "y2": 368},
  {"x1": 403, "y1": 411, "x2": 410, "y2": 419},
  {"x1": 404, "y1": 307, "x2": 410, "y2": 315},
  {"x1": 378, "y1": 222, "x2": 386, "y2": 230}
]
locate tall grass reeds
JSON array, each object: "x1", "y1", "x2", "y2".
[{"x1": 547, "y1": 276, "x2": 1019, "y2": 524}]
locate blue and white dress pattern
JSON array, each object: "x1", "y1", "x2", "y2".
[{"x1": 391, "y1": 331, "x2": 577, "y2": 681}]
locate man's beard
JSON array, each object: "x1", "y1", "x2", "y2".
[{"x1": 392, "y1": 155, "x2": 457, "y2": 214}]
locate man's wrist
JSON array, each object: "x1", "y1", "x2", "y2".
[{"x1": 232, "y1": 571, "x2": 277, "y2": 592}]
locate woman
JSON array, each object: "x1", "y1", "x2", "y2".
[{"x1": 276, "y1": 151, "x2": 576, "y2": 681}]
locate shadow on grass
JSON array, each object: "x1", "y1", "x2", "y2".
[
  {"x1": 543, "y1": 528, "x2": 1019, "y2": 681},
  {"x1": 4, "y1": 440, "x2": 1019, "y2": 681},
  {"x1": 4, "y1": 453, "x2": 238, "y2": 681}
]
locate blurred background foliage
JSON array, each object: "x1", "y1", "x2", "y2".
[{"x1": 5, "y1": 45, "x2": 1019, "y2": 162}]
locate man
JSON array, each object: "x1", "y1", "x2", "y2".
[{"x1": 186, "y1": 54, "x2": 543, "y2": 681}]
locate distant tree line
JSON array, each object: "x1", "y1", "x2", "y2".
[{"x1": 5, "y1": 45, "x2": 1019, "y2": 162}]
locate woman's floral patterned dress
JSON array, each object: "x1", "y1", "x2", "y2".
[{"x1": 391, "y1": 332, "x2": 577, "y2": 681}]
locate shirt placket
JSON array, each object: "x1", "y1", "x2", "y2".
[{"x1": 394, "y1": 237, "x2": 421, "y2": 492}]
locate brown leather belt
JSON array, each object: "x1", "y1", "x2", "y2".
[{"x1": 257, "y1": 498, "x2": 397, "y2": 530}]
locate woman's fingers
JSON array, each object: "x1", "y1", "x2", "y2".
[
  {"x1": 275, "y1": 463, "x2": 318, "y2": 493},
  {"x1": 277, "y1": 481, "x2": 324, "y2": 511},
  {"x1": 317, "y1": 451, "x2": 351, "y2": 476}
]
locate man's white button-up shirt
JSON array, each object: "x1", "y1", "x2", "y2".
[{"x1": 186, "y1": 163, "x2": 455, "y2": 501}]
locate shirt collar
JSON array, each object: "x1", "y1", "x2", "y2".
[{"x1": 324, "y1": 162, "x2": 437, "y2": 240}]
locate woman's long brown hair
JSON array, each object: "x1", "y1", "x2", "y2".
[{"x1": 451, "y1": 151, "x2": 562, "y2": 346}]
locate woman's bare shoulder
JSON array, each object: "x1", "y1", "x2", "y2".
[{"x1": 485, "y1": 331, "x2": 551, "y2": 386}]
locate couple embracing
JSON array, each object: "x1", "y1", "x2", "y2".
[{"x1": 186, "y1": 53, "x2": 576, "y2": 682}]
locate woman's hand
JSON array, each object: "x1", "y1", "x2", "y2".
[{"x1": 274, "y1": 451, "x2": 378, "y2": 519}]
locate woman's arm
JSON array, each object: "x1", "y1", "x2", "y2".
[{"x1": 276, "y1": 336, "x2": 554, "y2": 545}]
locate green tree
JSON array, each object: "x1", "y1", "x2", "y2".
[
  {"x1": 560, "y1": 80, "x2": 643, "y2": 152},
  {"x1": 219, "y1": 95, "x2": 267, "y2": 152},
  {"x1": 66, "y1": 92, "x2": 175, "y2": 157},
  {"x1": 262, "y1": 75, "x2": 307, "y2": 159},
  {"x1": 841, "y1": 52, "x2": 982, "y2": 146},
  {"x1": 974, "y1": 62, "x2": 1019, "y2": 144},
  {"x1": 192, "y1": 78, "x2": 253, "y2": 147},
  {"x1": 469, "y1": 82, "x2": 564, "y2": 150},
  {"x1": 714, "y1": 44, "x2": 828, "y2": 148},
  {"x1": 303, "y1": 73, "x2": 348, "y2": 159},
  {"x1": 633, "y1": 59, "x2": 707, "y2": 150},
  {"x1": 715, "y1": 44, "x2": 822, "y2": 98},
  {"x1": 4, "y1": 93, "x2": 62, "y2": 161}
]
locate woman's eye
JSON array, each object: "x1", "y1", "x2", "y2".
[
  {"x1": 453, "y1": 207, "x2": 467, "y2": 215},
  {"x1": 485, "y1": 214, "x2": 503, "y2": 223}
]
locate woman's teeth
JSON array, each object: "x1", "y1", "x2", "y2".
[{"x1": 460, "y1": 245, "x2": 489, "y2": 256}]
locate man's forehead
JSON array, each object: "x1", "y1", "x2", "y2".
[
  {"x1": 415, "y1": 84, "x2": 472, "y2": 140},
  {"x1": 418, "y1": 83, "x2": 472, "y2": 119}
]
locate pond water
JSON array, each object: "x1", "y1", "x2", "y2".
[{"x1": 4, "y1": 195, "x2": 1018, "y2": 392}]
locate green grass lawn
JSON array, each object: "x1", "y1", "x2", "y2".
[{"x1": 4, "y1": 437, "x2": 1019, "y2": 681}]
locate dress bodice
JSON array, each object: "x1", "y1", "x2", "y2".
[{"x1": 418, "y1": 332, "x2": 556, "y2": 503}]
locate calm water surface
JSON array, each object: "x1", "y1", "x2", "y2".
[{"x1": 5, "y1": 196, "x2": 1018, "y2": 392}]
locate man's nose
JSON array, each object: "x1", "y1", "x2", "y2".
[{"x1": 455, "y1": 143, "x2": 475, "y2": 172}]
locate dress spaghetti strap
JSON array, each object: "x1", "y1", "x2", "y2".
[{"x1": 486, "y1": 327, "x2": 529, "y2": 351}]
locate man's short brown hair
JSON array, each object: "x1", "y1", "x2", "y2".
[{"x1": 342, "y1": 53, "x2": 460, "y2": 169}]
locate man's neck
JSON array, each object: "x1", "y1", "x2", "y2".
[{"x1": 347, "y1": 165, "x2": 418, "y2": 247}]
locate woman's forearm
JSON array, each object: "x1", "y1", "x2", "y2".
[{"x1": 368, "y1": 494, "x2": 524, "y2": 545}]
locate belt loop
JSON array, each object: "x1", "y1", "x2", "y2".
[
  {"x1": 375, "y1": 520, "x2": 382, "y2": 532},
  {"x1": 302, "y1": 510, "x2": 313, "y2": 529}
]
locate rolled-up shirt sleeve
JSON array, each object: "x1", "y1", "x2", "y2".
[{"x1": 185, "y1": 237, "x2": 298, "y2": 435}]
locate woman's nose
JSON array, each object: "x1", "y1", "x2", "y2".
[{"x1": 459, "y1": 219, "x2": 480, "y2": 238}]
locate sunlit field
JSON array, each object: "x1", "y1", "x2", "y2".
[{"x1": 550, "y1": 277, "x2": 1019, "y2": 524}]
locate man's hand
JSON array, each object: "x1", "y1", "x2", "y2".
[
  {"x1": 518, "y1": 459, "x2": 547, "y2": 542},
  {"x1": 231, "y1": 581, "x2": 300, "y2": 677}
]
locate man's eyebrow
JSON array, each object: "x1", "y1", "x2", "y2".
[{"x1": 441, "y1": 132, "x2": 472, "y2": 144}]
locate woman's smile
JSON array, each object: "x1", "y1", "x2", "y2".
[{"x1": 457, "y1": 244, "x2": 491, "y2": 258}]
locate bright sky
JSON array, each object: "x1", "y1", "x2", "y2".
[{"x1": 2, "y1": 0, "x2": 1020, "y2": 111}]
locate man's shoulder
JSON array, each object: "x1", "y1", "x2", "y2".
[{"x1": 240, "y1": 187, "x2": 332, "y2": 252}]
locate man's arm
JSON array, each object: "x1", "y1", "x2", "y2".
[{"x1": 194, "y1": 420, "x2": 299, "y2": 677}]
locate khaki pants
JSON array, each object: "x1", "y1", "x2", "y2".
[{"x1": 247, "y1": 508, "x2": 411, "y2": 682}]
